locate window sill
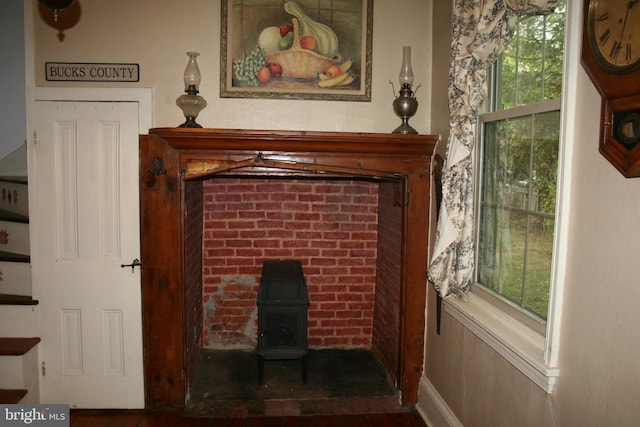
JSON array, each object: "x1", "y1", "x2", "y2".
[{"x1": 444, "y1": 291, "x2": 559, "y2": 393}]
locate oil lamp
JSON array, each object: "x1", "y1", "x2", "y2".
[
  {"x1": 176, "y1": 52, "x2": 207, "y2": 128},
  {"x1": 390, "y1": 46, "x2": 420, "y2": 134}
]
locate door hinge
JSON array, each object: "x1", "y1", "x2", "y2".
[{"x1": 42, "y1": 361, "x2": 46, "y2": 377}]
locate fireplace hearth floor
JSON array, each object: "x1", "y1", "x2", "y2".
[{"x1": 185, "y1": 348, "x2": 403, "y2": 418}]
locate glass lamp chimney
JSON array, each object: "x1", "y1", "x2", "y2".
[
  {"x1": 398, "y1": 46, "x2": 414, "y2": 87},
  {"x1": 183, "y1": 51, "x2": 202, "y2": 93}
]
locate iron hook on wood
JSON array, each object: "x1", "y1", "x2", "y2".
[
  {"x1": 121, "y1": 258, "x2": 141, "y2": 272},
  {"x1": 149, "y1": 157, "x2": 167, "y2": 176}
]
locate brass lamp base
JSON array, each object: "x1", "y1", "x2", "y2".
[
  {"x1": 392, "y1": 120, "x2": 418, "y2": 135},
  {"x1": 392, "y1": 84, "x2": 418, "y2": 135}
]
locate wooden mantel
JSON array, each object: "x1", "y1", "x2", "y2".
[{"x1": 139, "y1": 128, "x2": 438, "y2": 409}]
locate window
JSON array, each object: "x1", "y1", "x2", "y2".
[
  {"x1": 476, "y1": 2, "x2": 566, "y2": 323},
  {"x1": 443, "y1": 0, "x2": 574, "y2": 393}
]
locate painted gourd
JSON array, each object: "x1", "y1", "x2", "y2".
[{"x1": 284, "y1": 1, "x2": 339, "y2": 58}]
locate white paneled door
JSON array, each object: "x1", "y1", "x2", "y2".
[{"x1": 34, "y1": 101, "x2": 144, "y2": 408}]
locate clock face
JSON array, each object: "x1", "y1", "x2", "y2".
[{"x1": 588, "y1": 0, "x2": 640, "y2": 72}]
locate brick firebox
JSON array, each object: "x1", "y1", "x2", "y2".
[
  {"x1": 202, "y1": 178, "x2": 379, "y2": 350},
  {"x1": 199, "y1": 177, "x2": 406, "y2": 387},
  {"x1": 139, "y1": 128, "x2": 437, "y2": 410}
]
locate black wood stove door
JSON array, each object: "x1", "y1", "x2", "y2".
[{"x1": 258, "y1": 306, "x2": 308, "y2": 356}]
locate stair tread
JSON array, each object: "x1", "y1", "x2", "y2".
[
  {"x1": 0, "y1": 176, "x2": 27, "y2": 185},
  {"x1": 0, "y1": 294, "x2": 38, "y2": 305},
  {"x1": 0, "y1": 337, "x2": 41, "y2": 355},
  {"x1": 0, "y1": 251, "x2": 30, "y2": 263},
  {"x1": 0, "y1": 208, "x2": 28, "y2": 224},
  {"x1": 0, "y1": 389, "x2": 27, "y2": 404}
]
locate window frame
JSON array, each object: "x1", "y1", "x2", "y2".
[
  {"x1": 442, "y1": 0, "x2": 579, "y2": 393},
  {"x1": 475, "y1": 98, "x2": 561, "y2": 330}
]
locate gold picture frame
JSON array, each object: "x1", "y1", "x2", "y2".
[{"x1": 220, "y1": 0, "x2": 373, "y2": 101}]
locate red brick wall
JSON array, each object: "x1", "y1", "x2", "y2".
[
  {"x1": 372, "y1": 181, "x2": 403, "y2": 385},
  {"x1": 184, "y1": 181, "x2": 204, "y2": 386},
  {"x1": 202, "y1": 178, "x2": 379, "y2": 349}
]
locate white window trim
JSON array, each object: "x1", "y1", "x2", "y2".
[
  {"x1": 480, "y1": 98, "x2": 562, "y2": 123},
  {"x1": 441, "y1": 0, "x2": 580, "y2": 394},
  {"x1": 444, "y1": 292, "x2": 559, "y2": 392}
]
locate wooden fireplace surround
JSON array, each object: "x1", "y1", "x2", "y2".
[{"x1": 139, "y1": 128, "x2": 437, "y2": 409}]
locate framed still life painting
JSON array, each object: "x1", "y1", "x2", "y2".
[{"x1": 220, "y1": 0, "x2": 373, "y2": 101}]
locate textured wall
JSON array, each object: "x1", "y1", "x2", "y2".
[
  {"x1": 184, "y1": 180, "x2": 204, "y2": 391},
  {"x1": 201, "y1": 178, "x2": 379, "y2": 349},
  {"x1": 372, "y1": 181, "x2": 403, "y2": 385}
]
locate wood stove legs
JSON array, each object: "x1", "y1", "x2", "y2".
[
  {"x1": 258, "y1": 354, "x2": 308, "y2": 386},
  {"x1": 301, "y1": 354, "x2": 308, "y2": 384}
]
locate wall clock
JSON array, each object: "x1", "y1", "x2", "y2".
[{"x1": 581, "y1": 0, "x2": 640, "y2": 177}]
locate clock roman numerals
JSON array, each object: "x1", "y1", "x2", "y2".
[
  {"x1": 610, "y1": 41, "x2": 622, "y2": 61},
  {"x1": 599, "y1": 28, "x2": 611, "y2": 45},
  {"x1": 598, "y1": 28, "x2": 611, "y2": 45},
  {"x1": 590, "y1": 0, "x2": 640, "y2": 70}
]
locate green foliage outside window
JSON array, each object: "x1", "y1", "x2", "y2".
[
  {"x1": 478, "y1": 2, "x2": 565, "y2": 320},
  {"x1": 496, "y1": 4, "x2": 566, "y2": 110}
]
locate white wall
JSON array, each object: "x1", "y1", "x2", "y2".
[
  {"x1": 32, "y1": 0, "x2": 432, "y2": 135},
  {"x1": 553, "y1": 58, "x2": 640, "y2": 427}
]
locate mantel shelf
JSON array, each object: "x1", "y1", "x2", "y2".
[{"x1": 149, "y1": 128, "x2": 439, "y2": 155}]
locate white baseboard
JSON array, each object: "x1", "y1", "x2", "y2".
[{"x1": 416, "y1": 375, "x2": 463, "y2": 427}]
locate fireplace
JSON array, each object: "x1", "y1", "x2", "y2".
[{"x1": 139, "y1": 128, "x2": 437, "y2": 409}]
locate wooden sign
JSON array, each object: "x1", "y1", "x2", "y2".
[{"x1": 45, "y1": 62, "x2": 139, "y2": 82}]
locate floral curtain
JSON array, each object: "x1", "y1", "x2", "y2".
[{"x1": 428, "y1": 0, "x2": 559, "y2": 299}]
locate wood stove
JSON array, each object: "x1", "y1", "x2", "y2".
[{"x1": 257, "y1": 260, "x2": 309, "y2": 385}]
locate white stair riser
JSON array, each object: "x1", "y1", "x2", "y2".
[
  {"x1": 0, "y1": 261, "x2": 31, "y2": 296},
  {"x1": 0, "y1": 347, "x2": 38, "y2": 389},
  {"x1": 0, "y1": 306, "x2": 39, "y2": 337},
  {"x1": 0, "y1": 220, "x2": 29, "y2": 256},
  {"x1": 0, "y1": 181, "x2": 28, "y2": 217},
  {"x1": 16, "y1": 374, "x2": 40, "y2": 404}
]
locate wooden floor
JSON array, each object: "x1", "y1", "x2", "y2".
[{"x1": 69, "y1": 410, "x2": 428, "y2": 426}]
